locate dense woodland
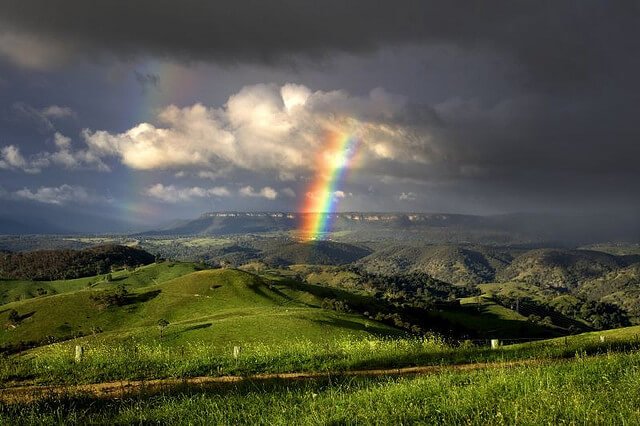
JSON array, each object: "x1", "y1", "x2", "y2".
[{"x1": 0, "y1": 245, "x2": 155, "y2": 280}]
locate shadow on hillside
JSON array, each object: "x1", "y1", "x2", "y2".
[
  {"x1": 181, "y1": 322, "x2": 213, "y2": 333},
  {"x1": 309, "y1": 316, "x2": 400, "y2": 337},
  {"x1": 123, "y1": 289, "x2": 162, "y2": 305},
  {"x1": 239, "y1": 273, "x2": 299, "y2": 306},
  {"x1": 17, "y1": 311, "x2": 35, "y2": 321}
]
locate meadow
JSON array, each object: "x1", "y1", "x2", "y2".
[
  {"x1": 2, "y1": 348, "x2": 639, "y2": 424},
  {"x1": 2, "y1": 324, "x2": 640, "y2": 387},
  {"x1": 3, "y1": 259, "x2": 640, "y2": 424}
]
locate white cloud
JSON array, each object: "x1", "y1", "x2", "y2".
[
  {"x1": 0, "y1": 133, "x2": 109, "y2": 173},
  {"x1": 41, "y1": 105, "x2": 76, "y2": 119},
  {"x1": 80, "y1": 83, "x2": 431, "y2": 175},
  {"x1": 282, "y1": 187, "x2": 296, "y2": 198},
  {"x1": 399, "y1": 192, "x2": 417, "y2": 201},
  {"x1": 10, "y1": 103, "x2": 76, "y2": 133},
  {"x1": 1, "y1": 85, "x2": 435, "y2": 180},
  {"x1": 239, "y1": 185, "x2": 278, "y2": 200},
  {"x1": 0, "y1": 145, "x2": 40, "y2": 173},
  {"x1": 145, "y1": 183, "x2": 231, "y2": 203},
  {"x1": 39, "y1": 132, "x2": 109, "y2": 171},
  {"x1": 305, "y1": 190, "x2": 350, "y2": 203},
  {"x1": 12, "y1": 185, "x2": 106, "y2": 205}
]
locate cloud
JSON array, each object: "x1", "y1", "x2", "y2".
[
  {"x1": 10, "y1": 102, "x2": 76, "y2": 133},
  {"x1": 11, "y1": 102, "x2": 55, "y2": 133},
  {"x1": 145, "y1": 183, "x2": 231, "y2": 203},
  {"x1": 81, "y1": 83, "x2": 432, "y2": 176},
  {"x1": 282, "y1": 188, "x2": 296, "y2": 198},
  {"x1": 399, "y1": 192, "x2": 417, "y2": 201},
  {"x1": 41, "y1": 105, "x2": 77, "y2": 119},
  {"x1": 305, "y1": 190, "x2": 349, "y2": 203},
  {"x1": 239, "y1": 186, "x2": 278, "y2": 200},
  {"x1": 1, "y1": 84, "x2": 435, "y2": 178},
  {"x1": 0, "y1": 29, "x2": 71, "y2": 69},
  {"x1": 11, "y1": 184, "x2": 106, "y2": 205},
  {"x1": 0, "y1": 2, "x2": 636, "y2": 95},
  {"x1": 0, "y1": 133, "x2": 108, "y2": 173},
  {"x1": 0, "y1": 145, "x2": 40, "y2": 173}
]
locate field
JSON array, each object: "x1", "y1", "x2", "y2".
[
  {"x1": 3, "y1": 258, "x2": 640, "y2": 424},
  {"x1": 0, "y1": 261, "x2": 201, "y2": 305},
  {"x1": 2, "y1": 331, "x2": 640, "y2": 424},
  {"x1": 1, "y1": 265, "x2": 399, "y2": 352}
]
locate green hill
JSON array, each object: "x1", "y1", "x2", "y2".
[
  {"x1": 356, "y1": 244, "x2": 516, "y2": 285},
  {"x1": 0, "y1": 267, "x2": 399, "y2": 352},
  {"x1": 0, "y1": 261, "x2": 203, "y2": 305},
  {"x1": 259, "y1": 240, "x2": 371, "y2": 266},
  {"x1": 578, "y1": 263, "x2": 640, "y2": 319},
  {"x1": 496, "y1": 249, "x2": 630, "y2": 288}
]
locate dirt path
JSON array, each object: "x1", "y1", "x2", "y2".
[{"x1": 0, "y1": 358, "x2": 557, "y2": 404}]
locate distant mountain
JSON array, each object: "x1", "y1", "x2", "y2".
[
  {"x1": 139, "y1": 211, "x2": 640, "y2": 245},
  {"x1": 139, "y1": 212, "x2": 298, "y2": 236}
]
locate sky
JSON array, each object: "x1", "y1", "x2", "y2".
[{"x1": 0, "y1": 1, "x2": 639, "y2": 231}]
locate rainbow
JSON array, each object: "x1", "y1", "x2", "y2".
[{"x1": 300, "y1": 131, "x2": 360, "y2": 240}]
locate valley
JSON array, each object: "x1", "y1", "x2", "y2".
[{"x1": 1, "y1": 219, "x2": 639, "y2": 424}]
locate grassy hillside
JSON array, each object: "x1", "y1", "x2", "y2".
[
  {"x1": 0, "y1": 261, "x2": 202, "y2": 305},
  {"x1": 4, "y1": 349, "x2": 640, "y2": 424},
  {"x1": 3, "y1": 324, "x2": 640, "y2": 424},
  {"x1": 270, "y1": 265, "x2": 564, "y2": 339},
  {"x1": 1, "y1": 267, "x2": 399, "y2": 353}
]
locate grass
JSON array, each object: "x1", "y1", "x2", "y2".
[
  {"x1": 3, "y1": 348, "x2": 640, "y2": 424},
  {"x1": 1, "y1": 267, "x2": 399, "y2": 348},
  {"x1": 0, "y1": 261, "x2": 202, "y2": 305},
  {"x1": 3, "y1": 323, "x2": 640, "y2": 387},
  {"x1": 2, "y1": 263, "x2": 640, "y2": 423}
]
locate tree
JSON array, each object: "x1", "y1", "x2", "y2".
[{"x1": 157, "y1": 318, "x2": 169, "y2": 339}]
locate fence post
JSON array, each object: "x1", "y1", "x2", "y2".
[
  {"x1": 491, "y1": 339, "x2": 500, "y2": 350},
  {"x1": 75, "y1": 345, "x2": 84, "y2": 363},
  {"x1": 233, "y1": 346, "x2": 241, "y2": 359}
]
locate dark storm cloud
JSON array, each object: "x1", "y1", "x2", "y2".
[{"x1": 1, "y1": 1, "x2": 638, "y2": 90}]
